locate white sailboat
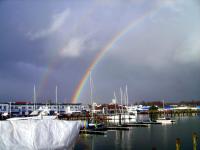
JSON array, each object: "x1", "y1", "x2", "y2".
[
  {"x1": 7, "y1": 85, "x2": 57, "y2": 121},
  {"x1": 122, "y1": 85, "x2": 137, "y2": 121},
  {"x1": 108, "y1": 86, "x2": 137, "y2": 122},
  {"x1": 156, "y1": 100, "x2": 175, "y2": 124},
  {"x1": 87, "y1": 71, "x2": 104, "y2": 129},
  {"x1": 87, "y1": 71, "x2": 96, "y2": 128},
  {"x1": 107, "y1": 91, "x2": 120, "y2": 120},
  {"x1": 7, "y1": 106, "x2": 57, "y2": 121}
]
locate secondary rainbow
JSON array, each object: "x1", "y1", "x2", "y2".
[
  {"x1": 71, "y1": 6, "x2": 161, "y2": 103},
  {"x1": 37, "y1": 6, "x2": 97, "y2": 98}
]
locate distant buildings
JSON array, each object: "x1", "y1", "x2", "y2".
[
  {"x1": 0, "y1": 101, "x2": 85, "y2": 117},
  {"x1": 0, "y1": 100, "x2": 200, "y2": 118}
]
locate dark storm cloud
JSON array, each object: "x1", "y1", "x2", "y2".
[
  {"x1": 79, "y1": 0, "x2": 200, "y2": 103},
  {"x1": 0, "y1": 0, "x2": 199, "y2": 103},
  {"x1": 87, "y1": 56, "x2": 200, "y2": 104}
]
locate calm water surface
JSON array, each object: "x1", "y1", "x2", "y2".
[{"x1": 74, "y1": 116, "x2": 200, "y2": 150}]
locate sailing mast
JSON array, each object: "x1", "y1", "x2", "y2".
[
  {"x1": 9, "y1": 102, "x2": 12, "y2": 118},
  {"x1": 120, "y1": 87, "x2": 123, "y2": 114},
  {"x1": 126, "y1": 85, "x2": 128, "y2": 107},
  {"x1": 33, "y1": 85, "x2": 36, "y2": 111},
  {"x1": 163, "y1": 99, "x2": 165, "y2": 117},
  {"x1": 89, "y1": 71, "x2": 94, "y2": 122},
  {"x1": 55, "y1": 86, "x2": 58, "y2": 113},
  {"x1": 114, "y1": 91, "x2": 117, "y2": 115}
]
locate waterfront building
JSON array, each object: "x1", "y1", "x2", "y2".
[
  {"x1": 0, "y1": 103, "x2": 9, "y2": 113},
  {"x1": 0, "y1": 101, "x2": 83, "y2": 117}
]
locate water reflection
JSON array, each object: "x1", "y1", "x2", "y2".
[
  {"x1": 74, "y1": 116, "x2": 200, "y2": 150},
  {"x1": 107, "y1": 118, "x2": 136, "y2": 125}
]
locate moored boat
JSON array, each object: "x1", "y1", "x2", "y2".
[
  {"x1": 7, "y1": 106, "x2": 57, "y2": 121},
  {"x1": 156, "y1": 117, "x2": 175, "y2": 124},
  {"x1": 156, "y1": 100, "x2": 175, "y2": 124}
]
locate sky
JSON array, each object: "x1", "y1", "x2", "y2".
[{"x1": 0, "y1": 0, "x2": 200, "y2": 104}]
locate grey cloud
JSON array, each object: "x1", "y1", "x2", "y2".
[
  {"x1": 27, "y1": 9, "x2": 70, "y2": 40},
  {"x1": 0, "y1": 0, "x2": 199, "y2": 103}
]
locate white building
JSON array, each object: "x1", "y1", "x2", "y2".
[{"x1": 0, "y1": 102, "x2": 83, "y2": 117}]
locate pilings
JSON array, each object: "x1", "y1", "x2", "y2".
[
  {"x1": 176, "y1": 138, "x2": 181, "y2": 150},
  {"x1": 119, "y1": 114, "x2": 121, "y2": 125},
  {"x1": 192, "y1": 132, "x2": 198, "y2": 150},
  {"x1": 175, "y1": 133, "x2": 198, "y2": 150}
]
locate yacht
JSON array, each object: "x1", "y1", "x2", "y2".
[
  {"x1": 107, "y1": 107, "x2": 137, "y2": 122},
  {"x1": 107, "y1": 86, "x2": 137, "y2": 123},
  {"x1": 156, "y1": 117, "x2": 175, "y2": 124},
  {"x1": 7, "y1": 106, "x2": 57, "y2": 121},
  {"x1": 156, "y1": 100, "x2": 175, "y2": 124}
]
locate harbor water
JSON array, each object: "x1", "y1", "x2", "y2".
[{"x1": 75, "y1": 116, "x2": 200, "y2": 150}]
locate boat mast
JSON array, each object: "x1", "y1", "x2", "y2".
[
  {"x1": 33, "y1": 85, "x2": 36, "y2": 111},
  {"x1": 120, "y1": 87, "x2": 123, "y2": 114},
  {"x1": 114, "y1": 91, "x2": 117, "y2": 115},
  {"x1": 9, "y1": 102, "x2": 11, "y2": 118},
  {"x1": 163, "y1": 99, "x2": 165, "y2": 117},
  {"x1": 56, "y1": 86, "x2": 58, "y2": 113},
  {"x1": 89, "y1": 71, "x2": 94, "y2": 122},
  {"x1": 123, "y1": 92, "x2": 127, "y2": 113},
  {"x1": 26, "y1": 102, "x2": 28, "y2": 115},
  {"x1": 126, "y1": 85, "x2": 129, "y2": 107}
]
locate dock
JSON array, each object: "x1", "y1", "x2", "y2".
[
  {"x1": 80, "y1": 130, "x2": 107, "y2": 135},
  {"x1": 137, "y1": 122, "x2": 162, "y2": 125},
  {"x1": 106, "y1": 126, "x2": 130, "y2": 131},
  {"x1": 122, "y1": 123, "x2": 149, "y2": 127}
]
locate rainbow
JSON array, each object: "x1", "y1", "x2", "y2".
[
  {"x1": 37, "y1": 56, "x2": 59, "y2": 98},
  {"x1": 38, "y1": 6, "x2": 96, "y2": 98},
  {"x1": 71, "y1": 6, "x2": 162, "y2": 103}
]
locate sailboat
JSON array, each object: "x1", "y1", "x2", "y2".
[
  {"x1": 122, "y1": 85, "x2": 137, "y2": 121},
  {"x1": 156, "y1": 100, "x2": 175, "y2": 124},
  {"x1": 86, "y1": 71, "x2": 105, "y2": 130},
  {"x1": 7, "y1": 85, "x2": 57, "y2": 121},
  {"x1": 107, "y1": 91, "x2": 120, "y2": 120},
  {"x1": 107, "y1": 86, "x2": 137, "y2": 123}
]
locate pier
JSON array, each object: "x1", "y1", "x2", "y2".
[{"x1": 80, "y1": 130, "x2": 107, "y2": 135}]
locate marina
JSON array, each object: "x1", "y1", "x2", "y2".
[
  {"x1": 1, "y1": 0, "x2": 200, "y2": 149},
  {"x1": 0, "y1": 100, "x2": 200, "y2": 150},
  {"x1": 75, "y1": 116, "x2": 200, "y2": 150}
]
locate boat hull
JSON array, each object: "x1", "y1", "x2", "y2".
[
  {"x1": 156, "y1": 118, "x2": 174, "y2": 124},
  {"x1": 7, "y1": 115, "x2": 57, "y2": 121},
  {"x1": 107, "y1": 114, "x2": 137, "y2": 123}
]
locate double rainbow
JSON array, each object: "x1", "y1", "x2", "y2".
[{"x1": 71, "y1": 6, "x2": 161, "y2": 103}]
